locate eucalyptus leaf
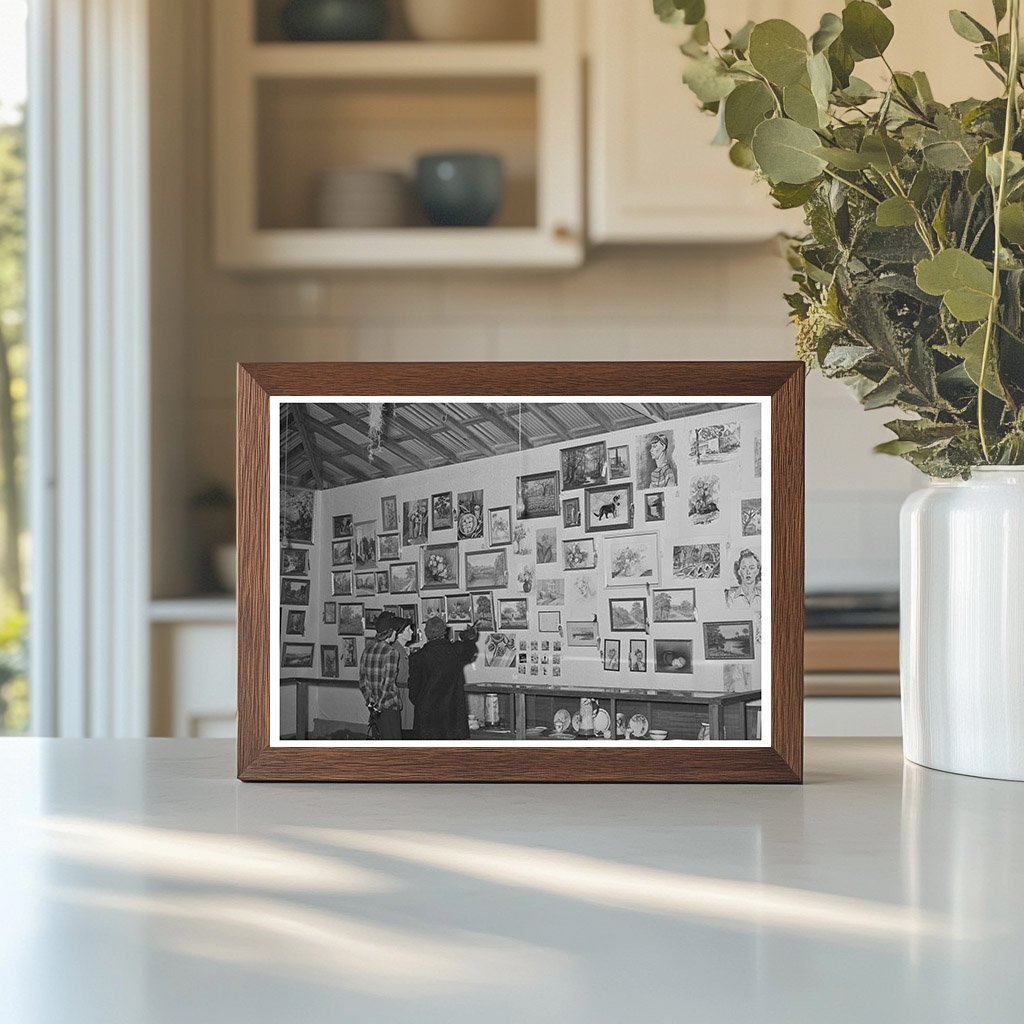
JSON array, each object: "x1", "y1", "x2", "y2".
[
  {"x1": 723, "y1": 81, "x2": 775, "y2": 144},
  {"x1": 861, "y1": 133, "x2": 904, "y2": 173},
  {"x1": 993, "y1": 0, "x2": 1008, "y2": 24},
  {"x1": 842, "y1": 1, "x2": 895, "y2": 59},
  {"x1": 939, "y1": 326, "x2": 1006, "y2": 398},
  {"x1": 752, "y1": 118, "x2": 828, "y2": 184},
  {"x1": 770, "y1": 180, "x2": 820, "y2": 209},
  {"x1": 682, "y1": 57, "x2": 736, "y2": 104},
  {"x1": 915, "y1": 249, "x2": 994, "y2": 321},
  {"x1": 724, "y1": 20, "x2": 755, "y2": 53},
  {"x1": 814, "y1": 146, "x2": 872, "y2": 170},
  {"x1": 729, "y1": 140, "x2": 757, "y2": 169},
  {"x1": 653, "y1": 0, "x2": 705, "y2": 26},
  {"x1": 784, "y1": 81, "x2": 824, "y2": 129},
  {"x1": 810, "y1": 12, "x2": 843, "y2": 55},
  {"x1": 876, "y1": 197, "x2": 918, "y2": 228},
  {"x1": 1000, "y1": 203, "x2": 1024, "y2": 244},
  {"x1": 948, "y1": 10, "x2": 994, "y2": 44},
  {"x1": 922, "y1": 140, "x2": 973, "y2": 171},
  {"x1": 748, "y1": 19, "x2": 809, "y2": 86}
]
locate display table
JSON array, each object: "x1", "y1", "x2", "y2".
[{"x1": 1, "y1": 738, "x2": 1019, "y2": 1023}]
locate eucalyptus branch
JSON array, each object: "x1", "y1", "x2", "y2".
[
  {"x1": 978, "y1": 0, "x2": 1021, "y2": 461},
  {"x1": 822, "y1": 167, "x2": 881, "y2": 205}
]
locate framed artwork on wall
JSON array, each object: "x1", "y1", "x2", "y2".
[{"x1": 240, "y1": 361, "x2": 804, "y2": 783}]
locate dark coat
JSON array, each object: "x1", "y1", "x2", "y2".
[{"x1": 408, "y1": 635, "x2": 479, "y2": 740}]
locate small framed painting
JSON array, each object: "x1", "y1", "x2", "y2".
[
  {"x1": 497, "y1": 597, "x2": 529, "y2": 630},
  {"x1": 465, "y1": 547, "x2": 509, "y2": 590},
  {"x1": 380, "y1": 495, "x2": 398, "y2": 533},
  {"x1": 516, "y1": 471, "x2": 560, "y2": 520},
  {"x1": 281, "y1": 548, "x2": 309, "y2": 576},
  {"x1": 389, "y1": 561, "x2": 420, "y2": 595},
  {"x1": 422, "y1": 542, "x2": 459, "y2": 590},
  {"x1": 281, "y1": 578, "x2": 310, "y2": 606},
  {"x1": 584, "y1": 482, "x2": 634, "y2": 533},
  {"x1": 331, "y1": 539, "x2": 353, "y2": 566},
  {"x1": 377, "y1": 533, "x2": 401, "y2": 562},
  {"x1": 608, "y1": 597, "x2": 647, "y2": 632},
  {"x1": 321, "y1": 644, "x2": 339, "y2": 679},
  {"x1": 281, "y1": 642, "x2": 315, "y2": 669},
  {"x1": 560, "y1": 440, "x2": 607, "y2": 490},
  {"x1": 488, "y1": 506, "x2": 512, "y2": 546},
  {"x1": 331, "y1": 570, "x2": 352, "y2": 597},
  {"x1": 240, "y1": 361, "x2": 803, "y2": 782},
  {"x1": 538, "y1": 609, "x2": 561, "y2": 633},
  {"x1": 563, "y1": 538, "x2": 597, "y2": 571},
  {"x1": 566, "y1": 620, "x2": 599, "y2": 647},
  {"x1": 604, "y1": 532, "x2": 660, "y2": 587}
]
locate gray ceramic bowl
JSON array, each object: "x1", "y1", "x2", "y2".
[
  {"x1": 280, "y1": 0, "x2": 388, "y2": 42},
  {"x1": 415, "y1": 152, "x2": 505, "y2": 227}
]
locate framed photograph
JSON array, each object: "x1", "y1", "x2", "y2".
[
  {"x1": 584, "y1": 482, "x2": 634, "y2": 533},
  {"x1": 377, "y1": 533, "x2": 401, "y2": 562},
  {"x1": 703, "y1": 620, "x2": 756, "y2": 660},
  {"x1": 487, "y1": 506, "x2": 512, "y2": 546},
  {"x1": 538, "y1": 609, "x2": 562, "y2": 634},
  {"x1": 331, "y1": 539, "x2": 353, "y2": 566},
  {"x1": 644, "y1": 492, "x2": 665, "y2": 523},
  {"x1": 363, "y1": 607, "x2": 384, "y2": 633},
  {"x1": 422, "y1": 596, "x2": 445, "y2": 621},
  {"x1": 603, "y1": 639, "x2": 621, "y2": 671},
  {"x1": 375, "y1": 569, "x2": 390, "y2": 594},
  {"x1": 380, "y1": 495, "x2": 398, "y2": 533},
  {"x1": 464, "y1": 547, "x2": 509, "y2": 590},
  {"x1": 331, "y1": 570, "x2": 352, "y2": 597},
  {"x1": 742, "y1": 498, "x2": 762, "y2": 537},
  {"x1": 353, "y1": 571, "x2": 376, "y2": 597},
  {"x1": 629, "y1": 638, "x2": 647, "y2": 672},
  {"x1": 653, "y1": 588, "x2": 697, "y2": 623},
  {"x1": 654, "y1": 639, "x2": 694, "y2": 674},
  {"x1": 562, "y1": 497, "x2": 581, "y2": 529},
  {"x1": 560, "y1": 440, "x2": 607, "y2": 490},
  {"x1": 281, "y1": 488, "x2": 314, "y2": 545},
  {"x1": 471, "y1": 591, "x2": 497, "y2": 631},
  {"x1": 323, "y1": 601, "x2": 336, "y2": 625},
  {"x1": 281, "y1": 548, "x2": 309, "y2": 576},
  {"x1": 321, "y1": 644, "x2": 339, "y2": 679},
  {"x1": 497, "y1": 597, "x2": 529, "y2": 630},
  {"x1": 421, "y1": 542, "x2": 458, "y2": 590},
  {"x1": 284, "y1": 609, "x2": 306, "y2": 635},
  {"x1": 389, "y1": 561, "x2": 420, "y2": 594},
  {"x1": 566, "y1": 620, "x2": 599, "y2": 647},
  {"x1": 608, "y1": 445, "x2": 631, "y2": 480},
  {"x1": 281, "y1": 578, "x2": 310, "y2": 606},
  {"x1": 241, "y1": 361, "x2": 802, "y2": 782},
  {"x1": 336, "y1": 603, "x2": 364, "y2": 636},
  {"x1": 608, "y1": 597, "x2": 647, "y2": 632},
  {"x1": 457, "y1": 490, "x2": 484, "y2": 539},
  {"x1": 604, "y1": 532, "x2": 660, "y2": 587},
  {"x1": 516, "y1": 471, "x2": 560, "y2": 520},
  {"x1": 403, "y1": 498, "x2": 429, "y2": 546},
  {"x1": 281, "y1": 642, "x2": 315, "y2": 669},
  {"x1": 563, "y1": 537, "x2": 597, "y2": 572},
  {"x1": 445, "y1": 593, "x2": 473, "y2": 623},
  {"x1": 431, "y1": 491, "x2": 453, "y2": 531}
]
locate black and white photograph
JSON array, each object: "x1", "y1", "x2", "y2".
[
  {"x1": 273, "y1": 399, "x2": 767, "y2": 745},
  {"x1": 281, "y1": 488, "x2": 314, "y2": 545},
  {"x1": 281, "y1": 548, "x2": 309, "y2": 575}
]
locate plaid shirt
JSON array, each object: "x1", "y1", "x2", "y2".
[{"x1": 358, "y1": 638, "x2": 402, "y2": 712}]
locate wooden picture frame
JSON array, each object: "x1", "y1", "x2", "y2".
[{"x1": 238, "y1": 361, "x2": 804, "y2": 782}]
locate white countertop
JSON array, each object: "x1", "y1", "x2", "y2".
[{"x1": 0, "y1": 738, "x2": 1019, "y2": 1023}]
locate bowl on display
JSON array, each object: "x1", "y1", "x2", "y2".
[
  {"x1": 281, "y1": 0, "x2": 389, "y2": 41},
  {"x1": 403, "y1": 0, "x2": 534, "y2": 41},
  {"x1": 315, "y1": 168, "x2": 407, "y2": 229},
  {"x1": 649, "y1": 729, "x2": 668, "y2": 741},
  {"x1": 415, "y1": 152, "x2": 504, "y2": 227}
]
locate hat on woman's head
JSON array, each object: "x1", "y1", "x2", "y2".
[
  {"x1": 374, "y1": 611, "x2": 399, "y2": 636},
  {"x1": 424, "y1": 615, "x2": 447, "y2": 640}
]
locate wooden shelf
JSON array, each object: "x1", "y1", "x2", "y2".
[{"x1": 249, "y1": 42, "x2": 544, "y2": 78}]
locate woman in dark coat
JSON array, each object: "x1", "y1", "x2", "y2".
[{"x1": 409, "y1": 616, "x2": 479, "y2": 740}]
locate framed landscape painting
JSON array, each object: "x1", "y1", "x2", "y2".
[{"x1": 239, "y1": 361, "x2": 803, "y2": 783}]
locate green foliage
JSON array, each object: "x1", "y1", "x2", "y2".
[{"x1": 660, "y1": 0, "x2": 1024, "y2": 476}]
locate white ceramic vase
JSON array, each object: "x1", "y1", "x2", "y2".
[{"x1": 900, "y1": 467, "x2": 1024, "y2": 781}]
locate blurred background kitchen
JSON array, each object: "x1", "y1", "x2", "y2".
[{"x1": 0, "y1": 0, "x2": 996, "y2": 740}]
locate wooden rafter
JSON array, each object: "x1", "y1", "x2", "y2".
[
  {"x1": 389, "y1": 406, "x2": 474, "y2": 463},
  {"x1": 291, "y1": 407, "x2": 325, "y2": 490},
  {"x1": 476, "y1": 403, "x2": 535, "y2": 449},
  {"x1": 304, "y1": 417, "x2": 386, "y2": 480},
  {"x1": 316, "y1": 404, "x2": 434, "y2": 472}
]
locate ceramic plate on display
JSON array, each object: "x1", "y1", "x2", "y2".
[
  {"x1": 553, "y1": 709, "x2": 571, "y2": 734},
  {"x1": 548, "y1": 732, "x2": 575, "y2": 739},
  {"x1": 629, "y1": 714, "x2": 649, "y2": 738},
  {"x1": 593, "y1": 708, "x2": 611, "y2": 735},
  {"x1": 571, "y1": 712, "x2": 582, "y2": 733}
]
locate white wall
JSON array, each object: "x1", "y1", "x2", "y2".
[{"x1": 297, "y1": 405, "x2": 763, "y2": 724}]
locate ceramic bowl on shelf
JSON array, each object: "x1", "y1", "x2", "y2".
[
  {"x1": 414, "y1": 152, "x2": 504, "y2": 227},
  {"x1": 649, "y1": 729, "x2": 668, "y2": 742},
  {"x1": 281, "y1": 0, "x2": 389, "y2": 41},
  {"x1": 403, "y1": 0, "x2": 534, "y2": 42},
  {"x1": 315, "y1": 167, "x2": 407, "y2": 228}
]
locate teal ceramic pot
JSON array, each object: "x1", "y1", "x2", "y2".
[
  {"x1": 415, "y1": 152, "x2": 505, "y2": 227},
  {"x1": 281, "y1": 0, "x2": 388, "y2": 41}
]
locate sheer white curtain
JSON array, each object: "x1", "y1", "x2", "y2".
[{"x1": 28, "y1": 0, "x2": 150, "y2": 736}]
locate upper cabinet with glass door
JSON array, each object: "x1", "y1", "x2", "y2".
[
  {"x1": 212, "y1": 0, "x2": 583, "y2": 269},
  {"x1": 586, "y1": 0, "x2": 998, "y2": 244}
]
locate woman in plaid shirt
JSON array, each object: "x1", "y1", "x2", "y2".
[{"x1": 358, "y1": 612, "x2": 403, "y2": 739}]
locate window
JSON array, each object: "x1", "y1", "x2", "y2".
[{"x1": 0, "y1": 0, "x2": 28, "y2": 733}]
